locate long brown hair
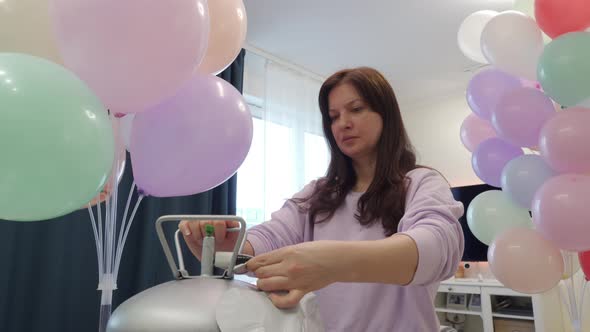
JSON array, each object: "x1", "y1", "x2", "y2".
[{"x1": 294, "y1": 67, "x2": 419, "y2": 236}]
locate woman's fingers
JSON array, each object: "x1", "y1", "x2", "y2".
[
  {"x1": 257, "y1": 276, "x2": 290, "y2": 292},
  {"x1": 267, "y1": 289, "x2": 306, "y2": 309}
]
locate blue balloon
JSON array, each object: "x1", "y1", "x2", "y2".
[{"x1": 501, "y1": 155, "x2": 556, "y2": 209}]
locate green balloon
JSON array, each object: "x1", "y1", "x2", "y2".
[
  {"x1": 467, "y1": 190, "x2": 533, "y2": 246},
  {"x1": 537, "y1": 32, "x2": 590, "y2": 108},
  {"x1": 0, "y1": 53, "x2": 114, "y2": 221}
]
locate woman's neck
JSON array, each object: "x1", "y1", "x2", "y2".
[{"x1": 352, "y1": 155, "x2": 376, "y2": 192}]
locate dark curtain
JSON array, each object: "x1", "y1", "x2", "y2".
[{"x1": 0, "y1": 49, "x2": 246, "y2": 332}]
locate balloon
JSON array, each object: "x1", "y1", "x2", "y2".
[
  {"x1": 198, "y1": 0, "x2": 248, "y2": 75},
  {"x1": 492, "y1": 87, "x2": 555, "y2": 147},
  {"x1": 535, "y1": 0, "x2": 590, "y2": 39},
  {"x1": 0, "y1": 0, "x2": 63, "y2": 64},
  {"x1": 579, "y1": 251, "x2": 590, "y2": 281},
  {"x1": 467, "y1": 68, "x2": 522, "y2": 120},
  {"x1": 50, "y1": 0, "x2": 210, "y2": 114},
  {"x1": 501, "y1": 155, "x2": 556, "y2": 210},
  {"x1": 512, "y1": 0, "x2": 552, "y2": 44},
  {"x1": 562, "y1": 251, "x2": 581, "y2": 280},
  {"x1": 481, "y1": 11, "x2": 544, "y2": 81},
  {"x1": 532, "y1": 174, "x2": 590, "y2": 251},
  {"x1": 466, "y1": 190, "x2": 532, "y2": 246},
  {"x1": 539, "y1": 108, "x2": 590, "y2": 173},
  {"x1": 472, "y1": 138, "x2": 524, "y2": 187},
  {"x1": 537, "y1": 32, "x2": 590, "y2": 108},
  {"x1": 460, "y1": 114, "x2": 496, "y2": 152},
  {"x1": 488, "y1": 227, "x2": 564, "y2": 294},
  {"x1": 131, "y1": 74, "x2": 253, "y2": 197},
  {"x1": 520, "y1": 78, "x2": 542, "y2": 90},
  {"x1": 0, "y1": 53, "x2": 114, "y2": 221},
  {"x1": 457, "y1": 10, "x2": 497, "y2": 63}
]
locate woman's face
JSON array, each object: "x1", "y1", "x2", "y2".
[{"x1": 328, "y1": 83, "x2": 383, "y2": 163}]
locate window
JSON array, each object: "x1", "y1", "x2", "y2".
[{"x1": 236, "y1": 52, "x2": 328, "y2": 226}]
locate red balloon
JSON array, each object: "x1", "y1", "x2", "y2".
[
  {"x1": 535, "y1": 0, "x2": 590, "y2": 38},
  {"x1": 580, "y1": 251, "x2": 590, "y2": 281}
]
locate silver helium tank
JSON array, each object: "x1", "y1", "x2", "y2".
[{"x1": 106, "y1": 215, "x2": 255, "y2": 332}]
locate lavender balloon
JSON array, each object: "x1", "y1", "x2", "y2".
[
  {"x1": 131, "y1": 75, "x2": 253, "y2": 197},
  {"x1": 501, "y1": 155, "x2": 556, "y2": 209},
  {"x1": 492, "y1": 87, "x2": 555, "y2": 147},
  {"x1": 472, "y1": 138, "x2": 524, "y2": 187},
  {"x1": 467, "y1": 68, "x2": 522, "y2": 120}
]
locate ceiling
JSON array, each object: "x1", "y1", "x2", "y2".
[{"x1": 243, "y1": 0, "x2": 514, "y2": 106}]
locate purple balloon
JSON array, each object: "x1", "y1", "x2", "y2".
[
  {"x1": 492, "y1": 87, "x2": 555, "y2": 147},
  {"x1": 130, "y1": 74, "x2": 253, "y2": 197},
  {"x1": 472, "y1": 138, "x2": 524, "y2": 187},
  {"x1": 467, "y1": 68, "x2": 522, "y2": 120}
]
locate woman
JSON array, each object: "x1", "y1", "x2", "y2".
[{"x1": 180, "y1": 67, "x2": 464, "y2": 331}]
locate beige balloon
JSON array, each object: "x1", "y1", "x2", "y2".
[
  {"x1": 0, "y1": 0, "x2": 62, "y2": 64},
  {"x1": 198, "y1": 0, "x2": 247, "y2": 75}
]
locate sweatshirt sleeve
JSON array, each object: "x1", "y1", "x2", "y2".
[
  {"x1": 246, "y1": 181, "x2": 316, "y2": 256},
  {"x1": 398, "y1": 169, "x2": 465, "y2": 286}
]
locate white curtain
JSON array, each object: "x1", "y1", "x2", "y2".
[{"x1": 237, "y1": 52, "x2": 329, "y2": 225}]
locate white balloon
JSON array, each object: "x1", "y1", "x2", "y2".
[
  {"x1": 481, "y1": 11, "x2": 544, "y2": 81},
  {"x1": 458, "y1": 10, "x2": 498, "y2": 63}
]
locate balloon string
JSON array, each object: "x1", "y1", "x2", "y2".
[
  {"x1": 567, "y1": 274, "x2": 580, "y2": 327},
  {"x1": 579, "y1": 281, "x2": 587, "y2": 328},
  {"x1": 97, "y1": 195, "x2": 103, "y2": 271},
  {"x1": 88, "y1": 204, "x2": 103, "y2": 276},
  {"x1": 114, "y1": 194, "x2": 144, "y2": 277},
  {"x1": 105, "y1": 184, "x2": 113, "y2": 274},
  {"x1": 559, "y1": 283, "x2": 575, "y2": 324},
  {"x1": 115, "y1": 181, "x2": 136, "y2": 270}
]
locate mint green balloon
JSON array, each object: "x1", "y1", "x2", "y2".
[
  {"x1": 0, "y1": 53, "x2": 114, "y2": 221},
  {"x1": 466, "y1": 190, "x2": 533, "y2": 245},
  {"x1": 537, "y1": 32, "x2": 590, "y2": 108}
]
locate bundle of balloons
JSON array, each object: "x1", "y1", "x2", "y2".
[
  {"x1": 458, "y1": 0, "x2": 590, "y2": 330},
  {"x1": 0, "y1": 1, "x2": 252, "y2": 331}
]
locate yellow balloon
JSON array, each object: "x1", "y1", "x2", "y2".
[
  {"x1": 0, "y1": 0, "x2": 63, "y2": 64},
  {"x1": 512, "y1": 0, "x2": 552, "y2": 44}
]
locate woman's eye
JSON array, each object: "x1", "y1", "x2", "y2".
[{"x1": 352, "y1": 107, "x2": 363, "y2": 112}]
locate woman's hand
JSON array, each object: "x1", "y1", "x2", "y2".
[
  {"x1": 178, "y1": 220, "x2": 242, "y2": 260},
  {"x1": 246, "y1": 241, "x2": 341, "y2": 309}
]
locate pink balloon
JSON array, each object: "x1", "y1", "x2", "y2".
[
  {"x1": 488, "y1": 227, "x2": 564, "y2": 294},
  {"x1": 472, "y1": 138, "x2": 524, "y2": 187},
  {"x1": 532, "y1": 174, "x2": 590, "y2": 251},
  {"x1": 492, "y1": 87, "x2": 555, "y2": 147},
  {"x1": 520, "y1": 78, "x2": 542, "y2": 90},
  {"x1": 130, "y1": 74, "x2": 253, "y2": 197},
  {"x1": 50, "y1": 0, "x2": 210, "y2": 114},
  {"x1": 539, "y1": 108, "x2": 590, "y2": 173},
  {"x1": 198, "y1": 0, "x2": 247, "y2": 75},
  {"x1": 460, "y1": 114, "x2": 496, "y2": 152}
]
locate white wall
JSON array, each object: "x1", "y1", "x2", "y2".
[{"x1": 402, "y1": 95, "x2": 483, "y2": 187}]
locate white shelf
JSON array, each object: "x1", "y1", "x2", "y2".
[
  {"x1": 435, "y1": 307, "x2": 482, "y2": 316},
  {"x1": 492, "y1": 313, "x2": 535, "y2": 321}
]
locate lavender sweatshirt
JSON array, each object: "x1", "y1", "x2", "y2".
[{"x1": 247, "y1": 168, "x2": 465, "y2": 331}]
